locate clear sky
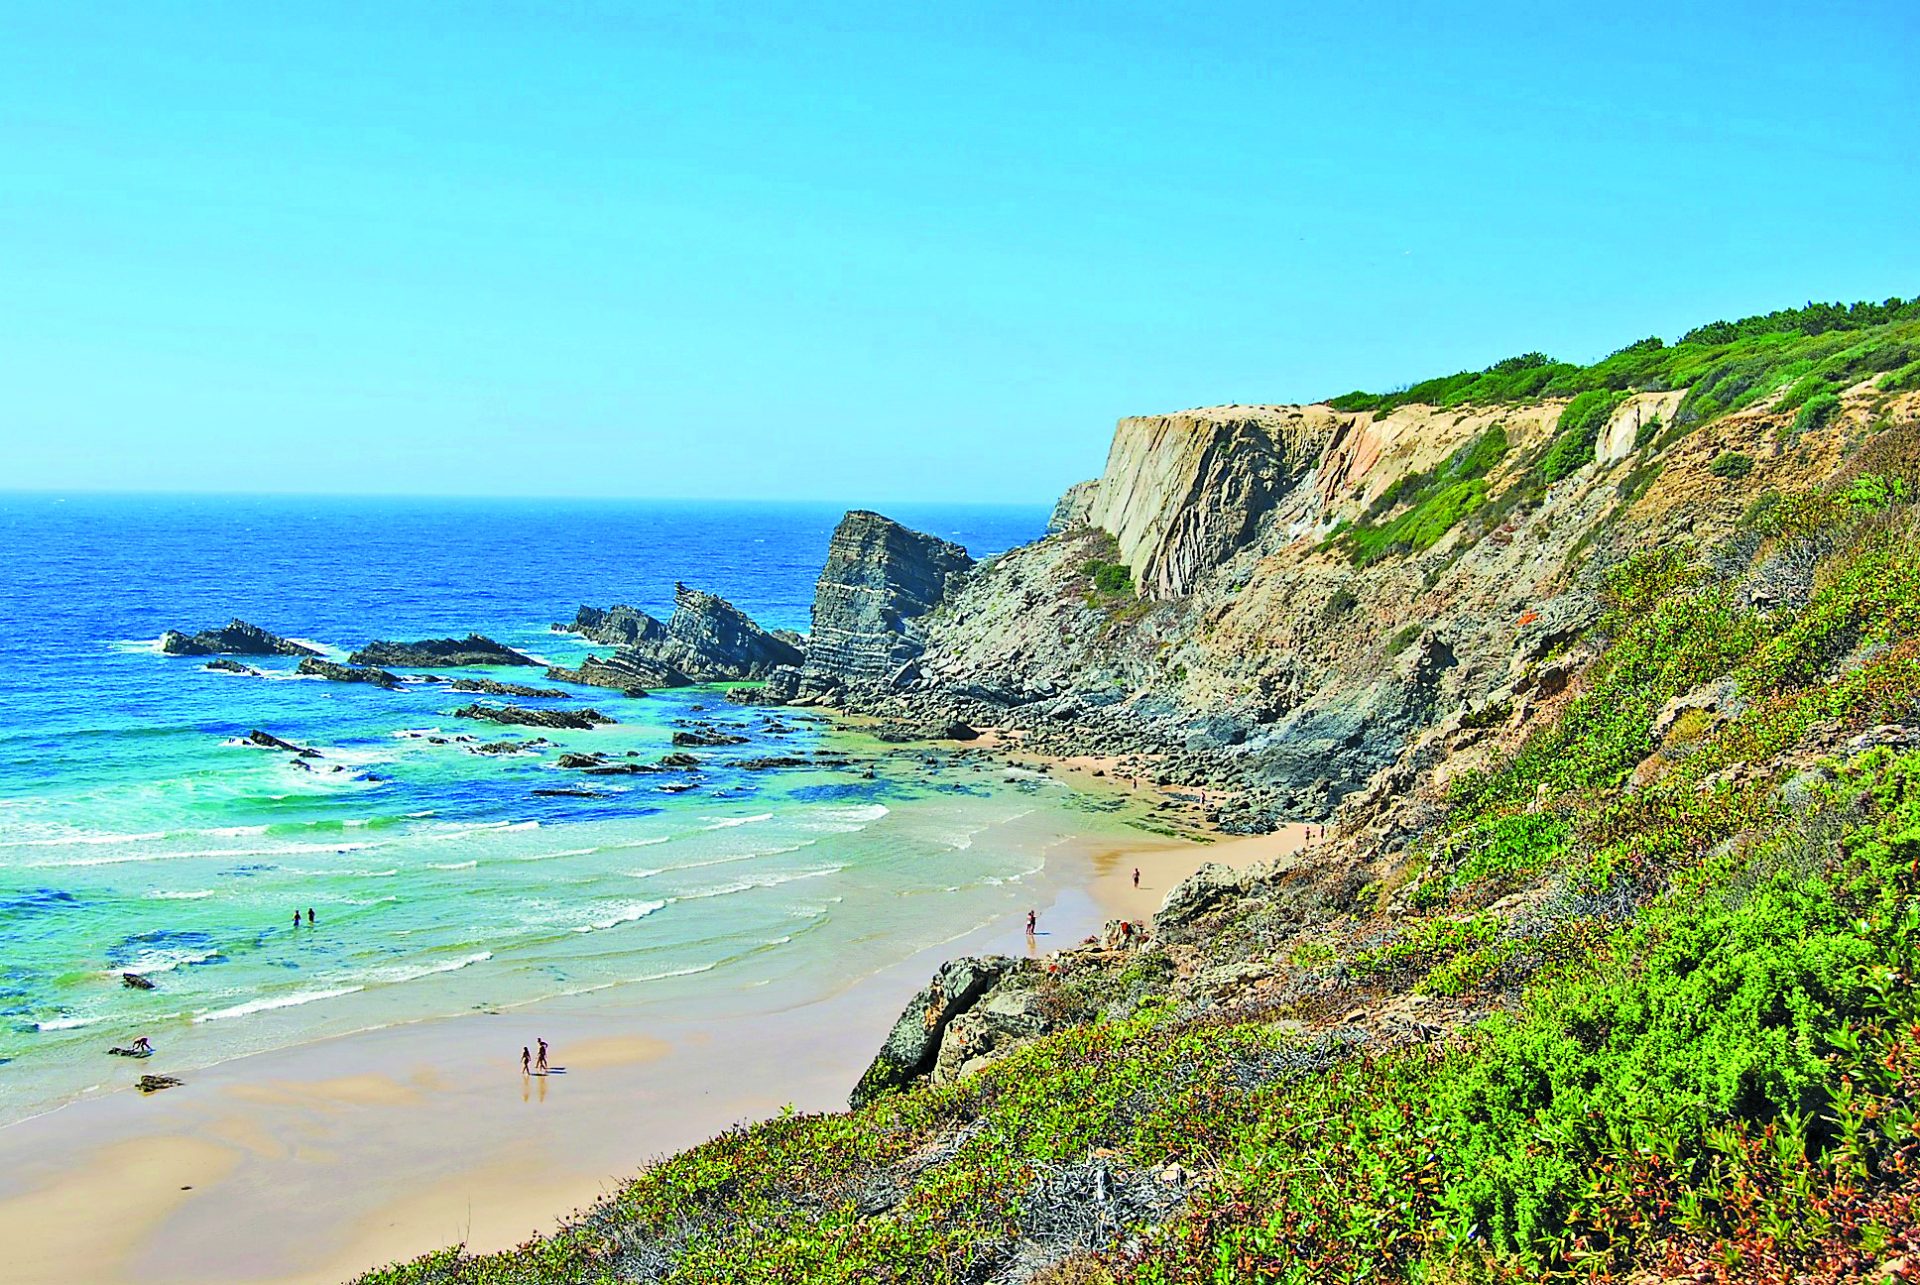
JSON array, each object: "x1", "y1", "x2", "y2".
[{"x1": 2, "y1": 2, "x2": 1914, "y2": 503}]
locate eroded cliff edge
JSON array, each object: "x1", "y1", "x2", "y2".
[{"x1": 773, "y1": 381, "x2": 1916, "y2": 833}]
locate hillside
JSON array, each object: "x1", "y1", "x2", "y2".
[{"x1": 360, "y1": 298, "x2": 1920, "y2": 1283}]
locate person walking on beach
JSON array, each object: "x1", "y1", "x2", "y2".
[
  {"x1": 1132, "y1": 867, "x2": 1140, "y2": 888},
  {"x1": 520, "y1": 1046, "x2": 531, "y2": 1075},
  {"x1": 536, "y1": 1038, "x2": 548, "y2": 1073},
  {"x1": 1025, "y1": 909, "x2": 1037, "y2": 936}
]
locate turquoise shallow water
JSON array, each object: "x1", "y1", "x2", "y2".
[{"x1": 0, "y1": 495, "x2": 1105, "y2": 1122}]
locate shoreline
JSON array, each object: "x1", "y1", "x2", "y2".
[{"x1": 0, "y1": 803, "x2": 1294, "y2": 1285}]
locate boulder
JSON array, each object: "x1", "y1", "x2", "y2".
[
  {"x1": 160, "y1": 619, "x2": 319, "y2": 658},
  {"x1": 349, "y1": 635, "x2": 539, "y2": 667},
  {"x1": 135, "y1": 1075, "x2": 182, "y2": 1093},
  {"x1": 849, "y1": 955, "x2": 1014, "y2": 1108},
  {"x1": 1155, "y1": 862, "x2": 1243, "y2": 930},
  {"x1": 204, "y1": 658, "x2": 260, "y2": 676},
  {"x1": 121, "y1": 973, "x2": 156, "y2": 990}
]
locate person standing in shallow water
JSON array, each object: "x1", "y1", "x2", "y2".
[
  {"x1": 306, "y1": 908, "x2": 315, "y2": 925},
  {"x1": 291, "y1": 910, "x2": 300, "y2": 929}
]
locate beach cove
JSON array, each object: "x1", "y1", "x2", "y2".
[{"x1": 0, "y1": 818, "x2": 1302, "y2": 1285}]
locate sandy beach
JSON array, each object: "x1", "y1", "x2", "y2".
[{"x1": 0, "y1": 815, "x2": 1294, "y2": 1285}]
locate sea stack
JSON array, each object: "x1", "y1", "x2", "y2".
[{"x1": 770, "y1": 510, "x2": 973, "y2": 704}]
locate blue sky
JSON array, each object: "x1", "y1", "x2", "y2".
[{"x1": 2, "y1": 2, "x2": 1914, "y2": 502}]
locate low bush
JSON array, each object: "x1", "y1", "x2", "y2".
[{"x1": 1710, "y1": 450, "x2": 1755, "y2": 478}]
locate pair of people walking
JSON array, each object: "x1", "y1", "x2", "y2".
[{"x1": 519, "y1": 1037, "x2": 549, "y2": 1075}]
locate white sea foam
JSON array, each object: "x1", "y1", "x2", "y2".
[
  {"x1": 700, "y1": 812, "x2": 774, "y2": 830},
  {"x1": 678, "y1": 866, "x2": 843, "y2": 901},
  {"x1": 516, "y1": 846, "x2": 599, "y2": 862},
  {"x1": 194, "y1": 985, "x2": 364, "y2": 1023},
  {"x1": 119, "y1": 946, "x2": 223, "y2": 974},
  {"x1": 573, "y1": 899, "x2": 668, "y2": 933},
  {"x1": 204, "y1": 825, "x2": 270, "y2": 838},
  {"x1": 35, "y1": 1015, "x2": 103, "y2": 1031},
  {"x1": 28, "y1": 839, "x2": 379, "y2": 869},
  {"x1": 145, "y1": 889, "x2": 216, "y2": 901},
  {"x1": 0, "y1": 828, "x2": 168, "y2": 849},
  {"x1": 378, "y1": 951, "x2": 492, "y2": 984},
  {"x1": 426, "y1": 860, "x2": 477, "y2": 870}
]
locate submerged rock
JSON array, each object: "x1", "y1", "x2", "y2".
[
  {"x1": 297, "y1": 657, "x2": 400, "y2": 689},
  {"x1": 242, "y1": 729, "x2": 321, "y2": 757},
  {"x1": 160, "y1": 619, "x2": 319, "y2": 658},
  {"x1": 121, "y1": 972, "x2": 156, "y2": 990},
  {"x1": 447, "y1": 677, "x2": 570, "y2": 699},
  {"x1": 203, "y1": 658, "x2": 261, "y2": 676},
  {"x1": 451, "y1": 703, "x2": 614, "y2": 731},
  {"x1": 349, "y1": 635, "x2": 539, "y2": 668}
]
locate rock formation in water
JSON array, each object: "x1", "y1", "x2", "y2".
[
  {"x1": 558, "y1": 585, "x2": 803, "y2": 689},
  {"x1": 768, "y1": 511, "x2": 974, "y2": 704},
  {"x1": 204, "y1": 658, "x2": 261, "y2": 676},
  {"x1": 446, "y1": 677, "x2": 570, "y2": 699},
  {"x1": 450, "y1": 703, "x2": 614, "y2": 730},
  {"x1": 348, "y1": 635, "x2": 538, "y2": 667},
  {"x1": 160, "y1": 619, "x2": 319, "y2": 658},
  {"x1": 297, "y1": 657, "x2": 400, "y2": 689},
  {"x1": 556, "y1": 604, "x2": 668, "y2": 647},
  {"x1": 242, "y1": 729, "x2": 321, "y2": 757}
]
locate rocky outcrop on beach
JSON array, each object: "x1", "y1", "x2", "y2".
[
  {"x1": 160, "y1": 619, "x2": 319, "y2": 658},
  {"x1": 297, "y1": 657, "x2": 400, "y2": 689},
  {"x1": 769, "y1": 510, "x2": 974, "y2": 705},
  {"x1": 348, "y1": 635, "x2": 538, "y2": 667},
  {"x1": 451, "y1": 703, "x2": 614, "y2": 730},
  {"x1": 849, "y1": 955, "x2": 1016, "y2": 1109},
  {"x1": 447, "y1": 677, "x2": 570, "y2": 699}
]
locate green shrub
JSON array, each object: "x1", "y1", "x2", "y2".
[
  {"x1": 1540, "y1": 390, "x2": 1619, "y2": 483},
  {"x1": 1082, "y1": 559, "x2": 1134, "y2": 597},
  {"x1": 1335, "y1": 425, "x2": 1508, "y2": 565},
  {"x1": 1792, "y1": 390, "x2": 1843, "y2": 436},
  {"x1": 1709, "y1": 451, "x2": 1755, "y2": 479}
]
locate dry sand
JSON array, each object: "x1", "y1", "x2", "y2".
[{"x1": 0, "y1": 811, "x2": 1308, "y2": 1284}]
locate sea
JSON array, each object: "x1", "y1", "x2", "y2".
[{"x1": 0, "y1": 494, "x2": 1136, "y2": 1125}]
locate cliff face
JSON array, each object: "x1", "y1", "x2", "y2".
[
  {"x1": 1085, "y1": 406, "x2": 1342, "y2": 599},
  {"x1": 815, "y1": 382, "x2": 1919, "y2": 828},
  {"x1": 783, "y1": 510, "x2": 973, "y2": 699}
]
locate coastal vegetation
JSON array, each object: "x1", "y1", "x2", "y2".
[
  {"x1": 1327, "y1": 297, "x2": 1920, "y2": 435},
  {"x1": 360, "y1": 382, "x2": 1920, "y2": 1279}
]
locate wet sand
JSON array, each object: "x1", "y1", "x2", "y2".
[{"x1": 0, "y1": 822, "x2": 1300, "y2": 1284}]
